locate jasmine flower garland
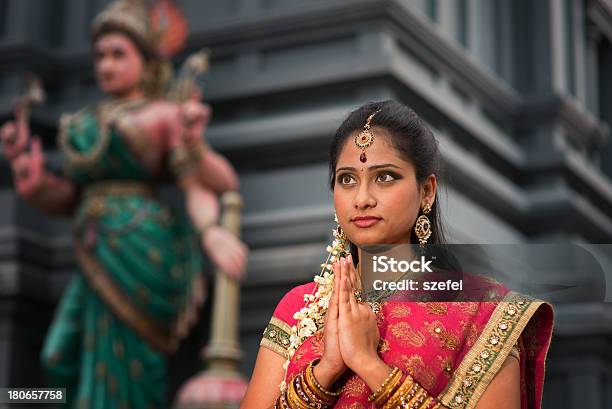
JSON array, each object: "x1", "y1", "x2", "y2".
[{"x1": 279, "y1": 216, "x2": 350, "y2": 393}]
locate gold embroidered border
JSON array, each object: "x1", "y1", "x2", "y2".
[
  {"x1": 438, "y1": 291, "x2": 547, "y2": 409},
  {"x1": 76, "y1": 243, "x2": 172, "y2": 354},
  {"x1": 260, "y1": 316, "x2": 292, "y2": 359}
]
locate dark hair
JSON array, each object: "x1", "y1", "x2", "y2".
[{"x1": 329, "y1": 100, "x2": 446, "y2": 247}]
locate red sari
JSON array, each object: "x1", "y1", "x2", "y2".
[{"x1": 260, "y1": 275, "x2": 553, "y2": 409}]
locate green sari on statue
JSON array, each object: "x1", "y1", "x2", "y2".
[{"x1": 41, "y1": 100, "x2": 205, "y2": 409}]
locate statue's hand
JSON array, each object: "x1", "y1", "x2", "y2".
[
  {"x1": 0, "y1": 104, "x2": 30, "y2": 161},
  {"x1": 201, "y1": 225, "x2": 248, "y2": 279},
  {"x1": 10, "y1": 137, "x2": 46, "y2": 199},
  {"x1": 180, "y1": 92, "x2": 211, "y2": 146}
]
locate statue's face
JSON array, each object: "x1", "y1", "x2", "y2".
[{"x1": 94, "y1": 32, "x2": 145, "y2": 96}]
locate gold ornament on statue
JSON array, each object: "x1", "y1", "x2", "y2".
[
  {"x1": 414, "y1": 202, "x2": 432, "y2": 245},
  {"x1": 92, "y1": 0, "x2": 153, "y2": 52}
]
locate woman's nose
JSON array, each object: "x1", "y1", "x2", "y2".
[{"x1": 353, "y1": 183, "x2": 376, "y2": 209}]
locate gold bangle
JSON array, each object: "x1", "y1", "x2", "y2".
[
  {"x1": 374, "y1": 373, "x2": 404, "y2": 407},
  {"x1": 188, "y1": 139, "x2": 208, "y2": 162},
  {"x1": 405, "y1": 388, "x2": 428, "y2": 409},
  {"x1": 275, "y1": 387, "x2": 289, "y2": 409},
  {"x1": 382, "y1": 375, "x2": 416, "y2": 409},
  {"x1": 396, "y1": 384, "x2": 420, "y2": 409},
  {"x1": 371, "y1": 367, "x2": 404, "y2": 407},
  {"x1": 294, "y1": 372, "x2": 323, "y2": 409},
  {"x1": 368, "y1": 366, "x2": 400, "y2": 402},
  {"x1": 305, "y1": 359, "x2": 342, "y2": 400},
  {"x1": 169, "y1": 145, "x2": 197, "y2": 177},
  {"x1": 299, "y1": 372, "x2": 326, "y2": 409},
  {"x1": 285, "y1": 369, "x2": 332, "y2": 409},
  {"x1": 286, "y1": 377, "x2": 306, "y2": 409},
  {"x1": 419, "y1": 397, "x2": 436, "y2": 409},
  {"x1": 195, "y1": 220, "x2": 216, "y2": 235}
]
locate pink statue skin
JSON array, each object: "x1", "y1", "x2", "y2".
[{"x1": 0, "y1": 32, "x2": 248, "y2": 278}]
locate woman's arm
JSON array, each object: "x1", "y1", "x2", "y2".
[
  {"x1": 240, "y1": 347, "x2": 285, "y2": 409},
  {"x1": 474, "y1": 355, "x2": 520, "y2": 409}
]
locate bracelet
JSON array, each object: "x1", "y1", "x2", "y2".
[
  {"x1": 380, "y1": 370, "x2": 441, "y2": 409},
  {"x1": 404, "y1": 388, "x2": 428, "y2": 409},
  {"x1": 195, "y1": 220, "x2": 216, "y2": 235},
  {"x1": 300, "y1": 373, "x2": 326, "y2": 409},
  {"x1": 369, "y1": 366, "x2": 402, "y2": 406},
  {"x1": 294, "y1": 374, "x2": 326, "y2": 409},
  {"x1": 383, "y1": 376, "x2": 417, "y2": 409},
  {"x1": 375, "y1": 372, "x2": 404, "y2": 407},
  {"x1": 169, "y1": 145, "x2": 197, "y2": 177},
  {"x1": 287, "y1": 376, "x2": 307, "y2": 409},
  {"x1": 305, "y1": 359, "x2": 342, "y2": 399},
  {"x1": 276, "y1": 365, "x2": 339, "y2": 409}
]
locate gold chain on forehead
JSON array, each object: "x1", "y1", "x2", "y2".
[{"x1": 355, "y1": 109, "x2": 381, "y2": 163}]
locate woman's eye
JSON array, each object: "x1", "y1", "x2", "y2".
[
  {"x1": 112, "y1": 48, "x2": 125, "y2": 58},
  {"x1": 376, "y1": 172, "x2": 397, "y2": 183},
  {"x1": 338, "y1": 174, "x2": 356, "y2": 185}
]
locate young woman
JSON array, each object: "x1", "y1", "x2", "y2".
[
  {"x1": 0, "y1": 1, "x2": 247, "y2": 408},
  {"x1": 241, "y1": 101, "x2": 553, "y2": 409}
]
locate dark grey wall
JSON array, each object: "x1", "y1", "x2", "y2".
[{"x1": 1, "y1": 0, "x2": 612, "y2": 407}]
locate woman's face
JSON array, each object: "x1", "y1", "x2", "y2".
[
  {"x1": 333, "y1": 127, "x2": 436, "y2": 246},
  {"x1": 94, "y1": 33, "x2": 144, "y2": 97}
]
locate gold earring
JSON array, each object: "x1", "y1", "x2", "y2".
[
  {"x1": 334, "y1": 212, "x2": 349, "y2": 244},
  {"x1": 414, "y1": 203, "x2": 432, "y2": 245}
]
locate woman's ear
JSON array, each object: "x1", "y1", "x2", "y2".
[{"x1": 421, "y1": 174, "x2": 437, "y2": 207}]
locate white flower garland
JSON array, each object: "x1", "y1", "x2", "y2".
[{"x1": 279, "y1": 216, "x2": 350, "y2": 392}]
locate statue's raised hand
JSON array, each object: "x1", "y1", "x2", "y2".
[
  {"x1": 180, "y1": 87, "x2": 211, "y2": 146},
  {"x1": 10, "y1": 137, "x2": 46, "y2": 199},
  {"x1": 1, "y1": 104, "x2": 30, "y2": 161}
]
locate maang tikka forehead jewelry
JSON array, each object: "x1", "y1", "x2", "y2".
[{"x1": 355, "y1": 109, "x2": 381, "y2": 163}]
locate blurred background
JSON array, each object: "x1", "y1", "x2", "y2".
[{"x1": 1, "y1": 0, "x2": 611, "y2": 408}]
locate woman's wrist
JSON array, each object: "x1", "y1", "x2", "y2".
[
  {"x1": 312, "y1": 357, "x2": 345, "y2": 390},
  {"x1": 351, "y1": 354, "x2": 392, "y2": 393}
]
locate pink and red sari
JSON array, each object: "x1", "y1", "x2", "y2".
[{"x1": 260, "y1": 276, "x2": 553, "y2": 409}]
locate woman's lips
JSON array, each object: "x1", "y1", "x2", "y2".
[{"x1": 351, "y1": 217, "x2": 381, "y2": 228}]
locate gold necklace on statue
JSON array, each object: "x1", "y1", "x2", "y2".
[{"x1": 59, "y1": 97, "x2": 148, "y2": 168}]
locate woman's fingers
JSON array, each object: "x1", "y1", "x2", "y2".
[
  {"x1": 346, "y1": 266, "x2": 359, "y2": 311},
  {"x1": 328, "y1": 262, "x2": 339, "y2": 319},
  {"x1": 345, "y1": 254, "x2": 355, "y2": 290},
  {"x1": 340, "y1": 256, "x2": 359, "y2": 311},
  {"x1": 347, "y1": 254, "x2": 361, "y2": 291},
  {"x1": 338, "y1": 260, "x2": 352, "y2": 316},
  {"x1": 323, "y1": 263, "x2": 338, "y2": 332}
]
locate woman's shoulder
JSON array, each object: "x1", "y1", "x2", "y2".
[
  {"x1": 272, "y1": 281, "x2": 318, "y2": 324},
  {"x1": 259, "y1": 281, "x2": 317, "y2": 359},
  {"x1": 436, "y1": 290, "x2": 553, "y2": 408}
]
